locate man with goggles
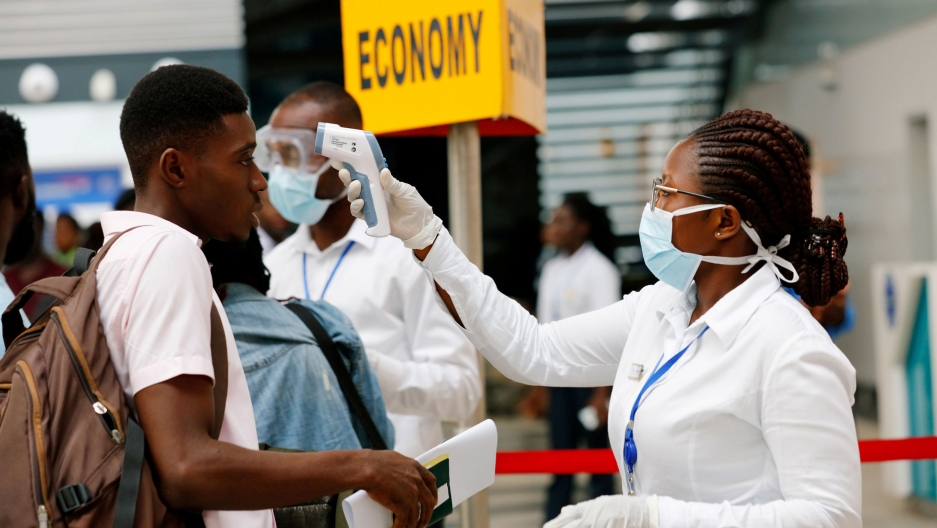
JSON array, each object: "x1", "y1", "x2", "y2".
[{"x1": 261, "y1": 82, "x2": 482, "y2": 458}]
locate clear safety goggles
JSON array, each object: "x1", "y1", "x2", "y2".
[{"x1": 254, "y1": 125, "x2": 329, "y2": 173}]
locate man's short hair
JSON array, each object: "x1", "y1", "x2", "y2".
[
  {"x1": 280, "y1": 81, "x2": 362, "y2": 128},
  {"x1": 119, "y1": 65, "x2": 249, "y2": 188},
  {"x1": 0, "y1": 111, "x2": 29, "y2": 198}
]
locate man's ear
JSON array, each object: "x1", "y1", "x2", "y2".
[
  {"x1": 11, "y1": 173, "x2": 31, "y2": 212},
  {"x1": 158, "y1": 148, "x2": 188, "y2": 189},
  {"x1": 714, "y1": 205, "x2": 744, "y2": 240}
]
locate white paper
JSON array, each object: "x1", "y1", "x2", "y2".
[{"x1": 343, "y1": 419, "x2": 498, "y2": 528}]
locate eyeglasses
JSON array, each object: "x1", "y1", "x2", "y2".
[{"x1": 651, "y1": 177, "x2": 725, "y2": 211}]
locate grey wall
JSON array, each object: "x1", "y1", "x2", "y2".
[{"x1": 731, "y1": 14, "x2": 937, "y2": 387}]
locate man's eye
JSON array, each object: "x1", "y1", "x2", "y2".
[{"x1": 240, "y1": 157, "x2": 254, "y2": 167}]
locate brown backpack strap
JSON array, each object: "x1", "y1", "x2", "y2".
[
  {"x1": 208, "y1": 304, "x2": 228, "y2": 440},
  {"x1": 2, "y1": 228, "x2": 141, "y2": 348}
]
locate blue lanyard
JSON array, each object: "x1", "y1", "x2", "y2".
[
  {"x1": 623, "y1": 325, "x2": 709, "y2": 496},
  {"x1": 303, "y1": 241, "x2": 355, "y2": 300}
]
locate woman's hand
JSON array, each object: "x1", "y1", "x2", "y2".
[
  {"x1": 339, "y1": 167, "x2": 442, "y2": 250},
  {"x1": 544, "y1": 494, "x2": 659, "y2": 528}
]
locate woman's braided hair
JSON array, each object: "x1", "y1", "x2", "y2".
[{"x1": 688, "y1": 109, "x2": 848, "y2": 306}]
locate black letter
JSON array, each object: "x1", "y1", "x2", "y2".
[
  {"x1": 447, "y1": 14, "x2": 466, "y2": 76},
  {"x1": 391, "y1": 25, "x2": 406, "y2": 85},
  {"x1": 428, "y1": 18, "x2": 444, "y2": 79},
  {"x1": 468, "y1": 11, "x2": 483, "y2": 73},
  {"x1": 375, "y1": 28, "x2": 388, "y2": 87},
  {"x1": 359, "y1": 31, "x2": 372, "y2": 90},
  {"x1": 410, "y1": 21, "x2": 425, "y2": 82}
]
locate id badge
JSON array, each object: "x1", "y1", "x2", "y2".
[{"x1": 628, "y1": 363, "x2": 644, "y2": 381}]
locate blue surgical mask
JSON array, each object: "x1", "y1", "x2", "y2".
[
  {"x1": 639, "y1": 202, "x2": 799, "y2": 292},
  {"x1": 266, "y1": 163, "x2": 346, "y2": 225}
]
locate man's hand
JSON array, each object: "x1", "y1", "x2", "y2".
[{"x1": 361, "y1": 450, "x2": 438, "y2": 528}]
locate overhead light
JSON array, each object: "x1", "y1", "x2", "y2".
[
  {"x1": 627, "y1": 32, "x2": 685, "y2": 53},
  {"x1": 90, "y1": 69, "x2": 117, "y2": 102},
  {"x1": 623, "y1": 2, "x2": 651, "y2": 22},
  {"x1": 671, "y1": 0, "x2": 712, "y2": 21},
  {"x1": 19, "y1": 63, "x2": 58, "y2": 103},
  {"x1": 151, "y1": 57, "x2": 183, "y2": 71}
]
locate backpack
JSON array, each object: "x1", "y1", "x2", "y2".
[{"x1": 0, "y1": 231, "x2": 228, "y2": 528}]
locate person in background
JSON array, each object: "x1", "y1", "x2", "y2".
[
  {"x1": 83, "y1": 189, "x2": 137, "y2": 252},
  {"x1": 114, "y1": 187, "x2": 136, "y2": 212},
  {"x1": 790, "y1": 130, "x2": 855, "y2": 339},
  {"x1": 0, "y1": 110, "x2": 36, "y2": 344},
  {"x1": 52, "y1": 212, "x2": 80, "y2": 266},
  {"x1": 4, "y1": 214, "x2": 66, "y2": 320},
  {"x1": 95, "y1": 64, "x2": 436, "y2": 527},
  {"x1": 255, "y1": 190, "x2": 293, "y2": 255},
  {"x1": 537, "y1": 193, "x2": 620, "y2": 521},
  {"x1": 202, "y1": 228, "x2": 394, "y2": 451},
  {"x1": 263, "y1": 81, "x2": 481, "y2": 457}
]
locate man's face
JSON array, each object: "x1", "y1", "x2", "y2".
[
  {"x1": 180, "y1": 112, "x2": 267, "y2": 243},
  {"x1": 269, "y1": 100, "x2": 353, "y2": 200}
]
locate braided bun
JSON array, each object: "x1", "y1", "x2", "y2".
[{"x1": 689, "y1": 109, "x2": 848, "y2": 306}]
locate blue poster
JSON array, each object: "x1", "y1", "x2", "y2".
[{"x1": 33, "y1": 167, "x2": 123, "y2": 210}]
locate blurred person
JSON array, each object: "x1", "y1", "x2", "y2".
[
  {"x1": 202, "y1": 228, "x2": 394, "y2": 451},
  {"x1": 52, "y1": 212, "x2": 80, "y2": 266},
  {"x1": 114, "y1": 187, "x2": 136, "y2": 211},
  {"x1": 263, "y1": 81, "x2": 481, "y2": 458},
  {"x1": 537, "y1": 193, "x2": 620, "y2": 521},
  {"x1": 255, "y1": 189, "x2": 293, "y2": 254},
  {"x1": 790, "y1": 130, "x2": 855, "y2": 339},
  {"x1": 0, "y1": 110, "x2": 36, "y2": 343},
  {"x1": 3, "y1": 214, "x2": 67, "y2": 320},
  {"x1": 93, "y1": 65, "x2": 436, "y2": 527},
  {"x1": 341, "y1": 109, "x2": 859, "y2": 528},
  {"x1": 82, "y1": 189, "x2": 137, "y2": 252}
]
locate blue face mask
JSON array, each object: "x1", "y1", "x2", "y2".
[
  {"x1": 266, "y1": 163, "x2": 346, "y2": 225},
  {"x1": 639, "y1": 202, "x2": 800, "y2": 292}
]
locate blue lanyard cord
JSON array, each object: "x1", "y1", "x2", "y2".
[
  {"x1": 623, "y1": 325, "x2": 709, "y2": 495},
  {"x1": 303, "y1": 241, "x2": 356, "y2": 300}
]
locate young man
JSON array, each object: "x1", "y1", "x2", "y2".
[
  {"x1": 262, "y1": 82, "x2": 481, "y2": 457},
  {"x1": 100, "y1": 65, "x2": 436, "y2": 528},
  {"x1": 0, "y1": 110, "x2": 37, "y2": 344}
]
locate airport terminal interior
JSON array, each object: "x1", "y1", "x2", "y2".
[{"x1": 4, "y1": 0, "x2": 937, "y2": 526}]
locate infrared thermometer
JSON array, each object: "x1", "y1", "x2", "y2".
[{"x1": 314, "y1": 123, "x2": 392, "y2": 237}]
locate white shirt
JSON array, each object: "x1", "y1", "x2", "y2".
[
  {"x1": 265, "y1": 219, "x2": 481, "y2": 457},
  {"x1": 537, "y1": 242, "x2": 621, "y2": 324},
  {"x1": 416, "y1": 227, "x2": 861, "y2": 528},
  {"x1": 97, "y1": 212, "x2": 273, "y2": 528},
  {"x1": 0, "y1": 275, "x2": 27, "y2": 355}
]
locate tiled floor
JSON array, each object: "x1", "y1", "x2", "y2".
[{"x1": 445, "y1": 417, "x2": 937, "y2": 527}]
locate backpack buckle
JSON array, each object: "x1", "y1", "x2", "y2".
[{"x1": 56, "y1": 483, "x2": 92, "y2": 514}]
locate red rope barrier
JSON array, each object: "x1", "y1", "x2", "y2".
[{"x1": 495, "y1": 437, "x2": 937, "y2": 475}]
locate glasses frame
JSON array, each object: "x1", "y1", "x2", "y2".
[{"x1": 651, "y1": 177, "x2": 726, "y2": 211}]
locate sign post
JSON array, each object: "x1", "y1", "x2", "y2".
[{"x1": 341, "y1": 2, "x2": 545, "y2": 525}]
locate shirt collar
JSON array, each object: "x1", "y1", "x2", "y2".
[
  {"x1": 297, "y1": 218, "x2": 377, "y2": 255},
  {"x1": 100, "y1": 211, "x2": 202, "y2": 247},
  {"x1": 656, "y1": 264, "x2": 782, "y2": 348}
]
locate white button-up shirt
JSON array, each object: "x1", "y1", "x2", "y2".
[
  {"x1": 97, "y1": 212, "x2": 273, "y2": 528},
  {"x1": 537, "y1": 242, "x2": 621, "y2": 324},
  {"x1": 265, "y1": 219, "x2": 481, "y2": 457},
  {"x1": 417, "y1": 227, "x2": 861, "y2": 528}
]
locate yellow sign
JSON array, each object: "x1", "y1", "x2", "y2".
[{"x1": 340, "y1": 0, "x2": 545, "y2": 135}]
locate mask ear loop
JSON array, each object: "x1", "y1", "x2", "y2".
[{"x1": 702, "y1": 223, "x2": 800, "y2": 284}]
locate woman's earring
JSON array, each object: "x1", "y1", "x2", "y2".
[{"x1": 716, "y1": 231, "x2": 722, "y2": 237}]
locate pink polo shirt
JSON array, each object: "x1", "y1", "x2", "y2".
[{"x1": 97, "y1": 211, "x2": 274, "y2": 528}]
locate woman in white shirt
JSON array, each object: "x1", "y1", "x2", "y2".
[
  {"x1": 341, "y1": 109, "x2": 858, "y2": 528},
  {"x1": 537, "y1": 194, "x2": 621, "y2": 520}
]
